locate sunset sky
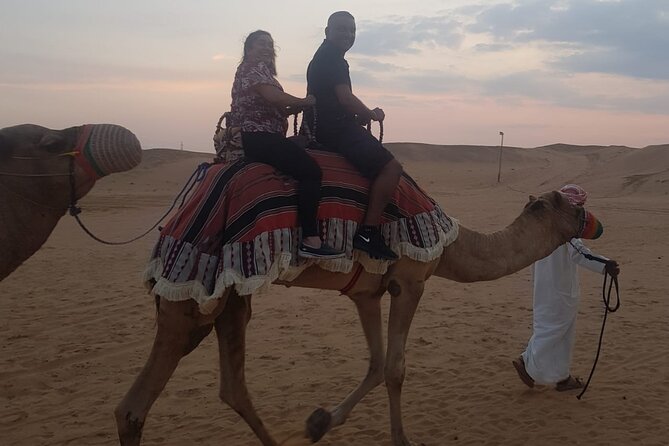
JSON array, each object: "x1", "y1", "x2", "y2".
[{"x1": 2, "y1": 0, "x2": 668, "y2": 151}]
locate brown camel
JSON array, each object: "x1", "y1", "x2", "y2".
[
  {"x1": 0, "y1": 123, "x2": 142, "y2": 281},
  {"x1": 115, "y1": 190, "x2": 600, "y2": 446}
]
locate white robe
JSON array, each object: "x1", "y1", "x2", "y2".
[{"x1": 522, "y1": 239, "x2": 607, "y2": 385}]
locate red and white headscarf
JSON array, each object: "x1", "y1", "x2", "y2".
[{"x1": 559, "y1": 184, "x2": 587, "y2": 206}]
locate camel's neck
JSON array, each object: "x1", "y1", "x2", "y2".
[
  {"x1": 0, "y1": 181, "x2": 67, "y2": 280},
  {"x1": 435, "y1": 212, "x2": 566, "y2": 283}
]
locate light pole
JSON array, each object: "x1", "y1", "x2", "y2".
[{"x1": 497, "y1": 131, "x2": 504, "y2": 183}]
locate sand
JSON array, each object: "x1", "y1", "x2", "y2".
[{"x1": 1, "y1": 142, "x2": 668, "y2": 445}]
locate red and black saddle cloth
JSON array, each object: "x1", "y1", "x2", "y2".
[{"x1": 144, "y1": 150, "x2": 458, "y2": 313}]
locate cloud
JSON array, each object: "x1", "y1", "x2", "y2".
[
  {"x1": 335, "y1": 0, "x2": 669, "y2": 116},
  {"x1": 351, "y1": 1, "x2": 668, "y2": 80},
  {"x1": 393, "y1": 70, "x2": 472, "y2": 94},
  {"x1": 472, "y1": 43, "x2": 515, "y2": 52},
  {"x1": 350, "y1": 69, "x2": 382, "y2": 89},
  {"x1": 355, "y1": 62, "x2": 669, "y2": 115},
  {"x1": 467, "y1": 0, "x2": 669, "y2": 80},
  {"x1": 351, "y1": 15, "x2": 465, "y2": 56},
  {"x1": 0, "y1": 52, "x2": 220, "y2": 86},
  {"x1": 353, "y1": 58, "x2": 405, "y2": 72},
  {"x1": 477, "y1": 70, "x2": 669, "y2": 114}
]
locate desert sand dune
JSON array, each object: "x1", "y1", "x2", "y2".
[{"x1": 1, "y1": 142, "x2": 667, "y2": 446}]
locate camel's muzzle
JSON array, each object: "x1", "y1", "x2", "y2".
[
  {"x1": 74, "y1": 124, "x2": 142, "y2": 180},
  {"x1": 579, "y1": 209, "x2": 603, "y2": 240}
]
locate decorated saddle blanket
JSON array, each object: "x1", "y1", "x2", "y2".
[{"x1": 144, "y1": 149, "x2": 458, "y2": 313}]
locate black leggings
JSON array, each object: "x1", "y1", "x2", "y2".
[{"x1": 241, "y1": 131, "x2": 322, "y2": 237}]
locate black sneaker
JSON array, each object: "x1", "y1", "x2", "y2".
[
  {"x1": 353, "y1": 227, "x2": 398, "y2": 260},
  {"x1": 298, "y1": 243, "x2": 345, "y2": 259}
]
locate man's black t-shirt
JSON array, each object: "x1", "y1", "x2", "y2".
[{"x1": 306, "y1": 40, "x2": 356, "y2": 134}]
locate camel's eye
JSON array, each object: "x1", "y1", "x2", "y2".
[
  {"x1": 551, "y1": 191, "x2": 564, "y2": 206},
  {"x1": 529, "y1": 199, "x2": 546, "y2": 211}
]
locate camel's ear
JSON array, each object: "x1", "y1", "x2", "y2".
[
  {"x1": 38, "y1": 131, "x2": 68, "y2": 153},
  {"x1": 523, "y1": 195, "x2": 538, "y2": 209}
]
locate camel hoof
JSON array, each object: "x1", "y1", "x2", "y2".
[
  {"x1": 305, "y1": 407, "x2": 331, "y2": 443},
  {"x1": 115, "y1": 410, "x2": 144, "y2": 446}
]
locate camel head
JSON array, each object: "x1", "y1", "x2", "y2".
[
  {"x1": 525, "y1": 190, "x2": 603, "y2": 241},
  {"x1": 435, "y1": 190, "x2": 603, "y2": 283},
  {"x1": 0, "y1": 123, "x2": 142, "y2": 203},
  {"x1": 0, "y1": 123, "x2": 142, "y2": 281}
]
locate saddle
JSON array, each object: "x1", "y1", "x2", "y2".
[{"x1": 146, "y1": 143, "x2": 458, "y2": 313}]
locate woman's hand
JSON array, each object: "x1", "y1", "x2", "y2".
[
  {"x1": 284, "y1": 95, "x2": 316, "y2": 116},
  {"x1": 253, "y1": 85, "x2": 315, "y2": 110}
]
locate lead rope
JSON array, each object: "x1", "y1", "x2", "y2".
[
  {"x1": 365, "y1": 120, "x2": 384, "y2": 144},
  {"x1": 68, "y1": 157, "x2": 209, "y2": 245},
  {"x1": 301, "y1": 106, "x2": 317, "y2": 144},
  {"x1": 576, "y1": 254, "x2": 621, "y2": 399}
]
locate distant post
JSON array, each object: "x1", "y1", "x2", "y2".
[{"x1": 497, "y1": 131, "x2": 504, "y2": 183}]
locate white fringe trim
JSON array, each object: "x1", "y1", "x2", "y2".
[{"x1": 144, "y1": 220, "x2": 459, "y2": 315}]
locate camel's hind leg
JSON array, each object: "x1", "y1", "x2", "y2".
[
  {"x1": 215, "y1": 291, "x2": 278, "y2": 446},
  {"x1": 115, "y1": 298, "x2": 214, "y2": 446},
  {"x1": 305, "y1": 291, "x2": 386, "y2": 442}
]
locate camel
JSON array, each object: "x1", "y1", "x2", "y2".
[
  {"x1": 0, "y1": 123, "x2": 142, "y2": 281},
  {"x1": 115, "y1": 186, "x2": 601, "y2": 446}
]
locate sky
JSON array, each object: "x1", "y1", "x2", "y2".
[{"x1": 1, "y1": 0, "x2": 668, "y2": 151}]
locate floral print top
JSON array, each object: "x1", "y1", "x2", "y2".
[{"x1": 230, "y1": 60, "x2": 288, "y2": 134}]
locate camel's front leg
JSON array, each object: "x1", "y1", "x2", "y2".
[
  {"x1": 215, "y1": 292, "x2": 278, "y2": 446},
  {"x1": 385, "y1": 278, "x2": 425, "y2": 446},
  {"x1": 306, "y1": 291, "x2": 386, "y2": 442},
  {"x1": 115, "y1": 298, "x2": 214, "y2": 446}
]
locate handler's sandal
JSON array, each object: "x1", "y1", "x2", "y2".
[
  {"x1": 353, "y1": 226, "x2": 398, "y2": 260},
  {"x1": 298, "y1": 243, "x2": 345, "y2": 259},
  {"x1": 512, "y1": 356, "x2": 535, "y2": 388},
  {"x1": 555, "y1": 375, "x2": 583, "y2": 392}
]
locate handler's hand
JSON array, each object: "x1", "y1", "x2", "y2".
[{"x1": 605, "y1": 260, "x2": 620, "y2": 277}]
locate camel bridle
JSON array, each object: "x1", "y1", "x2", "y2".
[
  {"x1": 537, "y1": 196, "x2": 589, "y2": 240},
  {"x1": 0, "y1": 125, "x2": 95, "y2": 210},
  {"x1": 576, "y1": 206, "x2": 589, "y2": 238},
  {"x1": 1, "y1": 124, "x2": 97, "y2": 176},
  {"x1": 0, "y1": 125, "x2": 180, "y2": 245}
]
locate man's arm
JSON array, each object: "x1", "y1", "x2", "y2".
[
  {"x1": 334, "y1": 84, "x2": 384, "y2": 122},
  {"x1": 568, "y1": 239, "x2": 620, "y2": 277}
]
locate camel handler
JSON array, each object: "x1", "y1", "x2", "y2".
[{"x1": 512, "y1": 184, "x2": 621, "y2": 391}]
